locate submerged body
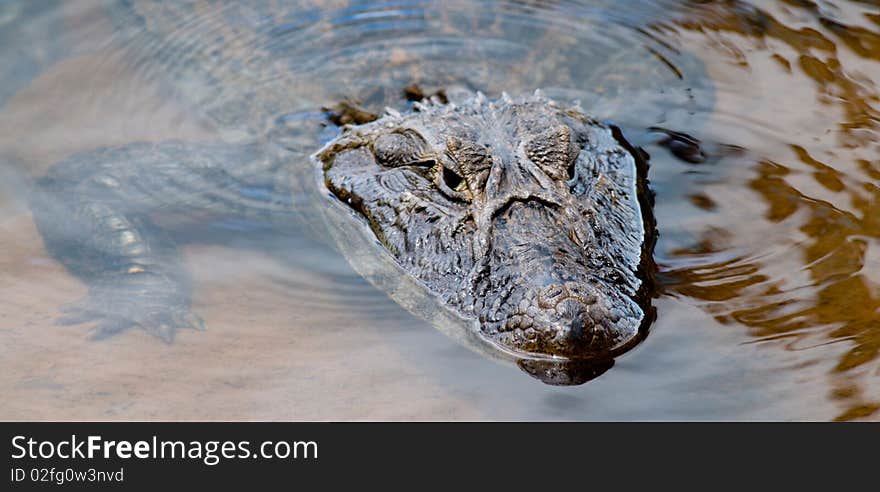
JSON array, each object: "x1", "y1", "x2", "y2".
[
  {"x1": 22, "y1": 0, "x2": 707, "y2": 384},
  {"x1": 32, "y1": 89, "x2": 655, "y2": 384}
]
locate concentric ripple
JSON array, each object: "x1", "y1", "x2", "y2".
[{"x1": 109, "y1": 0, "x2": 709, "y2": 139}]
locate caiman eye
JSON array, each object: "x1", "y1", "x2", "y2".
[
  {"x1": 442, "y1": 167, "x2": 464, "y2": 190},
  {"x1": 434, "y1": 160, "x2": 471, "y2": 202},
  {"x1": 373, "y1": 130, "x2": 425, "y2": 167}
]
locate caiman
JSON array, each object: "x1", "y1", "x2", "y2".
[{"x1": 22, "y1": 0, "x2": 711, "y2": 385}]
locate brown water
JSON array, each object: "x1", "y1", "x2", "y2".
[{"x1": 0, "y1": 0, "x2": 877, "y2": 420}]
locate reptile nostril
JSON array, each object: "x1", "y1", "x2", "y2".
[
  {"x1": 564, "y1": 281, "x2": 582, "y2": 295},
  {"x1": 543, "y1": 284, "x2": 564, "y2": 299},
  {"x1": 538, "y1": 284, "x2": 566, "y2": 308}
]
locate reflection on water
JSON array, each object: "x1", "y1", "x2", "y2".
[
  {"x1": 0, "y1": 0, "x2": 878, "y2": 420},
  {"x1": 653, "y1": 1, "x2": 880, "y2": 420}
]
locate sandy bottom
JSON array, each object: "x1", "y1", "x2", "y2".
[{"x1": 0, "y1": 210, "x2": 489, "y2": 420}]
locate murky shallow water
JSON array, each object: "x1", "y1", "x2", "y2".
[{"x1": 0, "y1": 0, "x2": 878, "y2": 420}]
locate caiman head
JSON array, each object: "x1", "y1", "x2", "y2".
[{"x1": 315, "y1": 91, "x2": 656, "y2": 385}]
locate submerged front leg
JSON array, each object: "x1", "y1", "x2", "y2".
[
  {"x1": 36, "y1": 197, "x2": 199, "y2": 341},
  {"x1": 31, "y1": 141, "x2": 276, "y2": 341}
]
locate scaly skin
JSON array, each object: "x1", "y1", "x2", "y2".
[
  {"x1": 317, "y1": 91, "x2": 655, "y2": 363},
  {"x1": 20, "y1": 0, "x2": 707, "y2": 384}
]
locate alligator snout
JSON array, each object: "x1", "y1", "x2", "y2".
[
  {"x1": 501, "y1": 283, "x2": 632, "y2": 357},
  {"x1": 539, "y1": 284, "x2": 607, "y2": 349}
]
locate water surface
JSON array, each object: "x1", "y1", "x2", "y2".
[{"x1": 0, "y1": 0, "x2": 878, "y2": 420}]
